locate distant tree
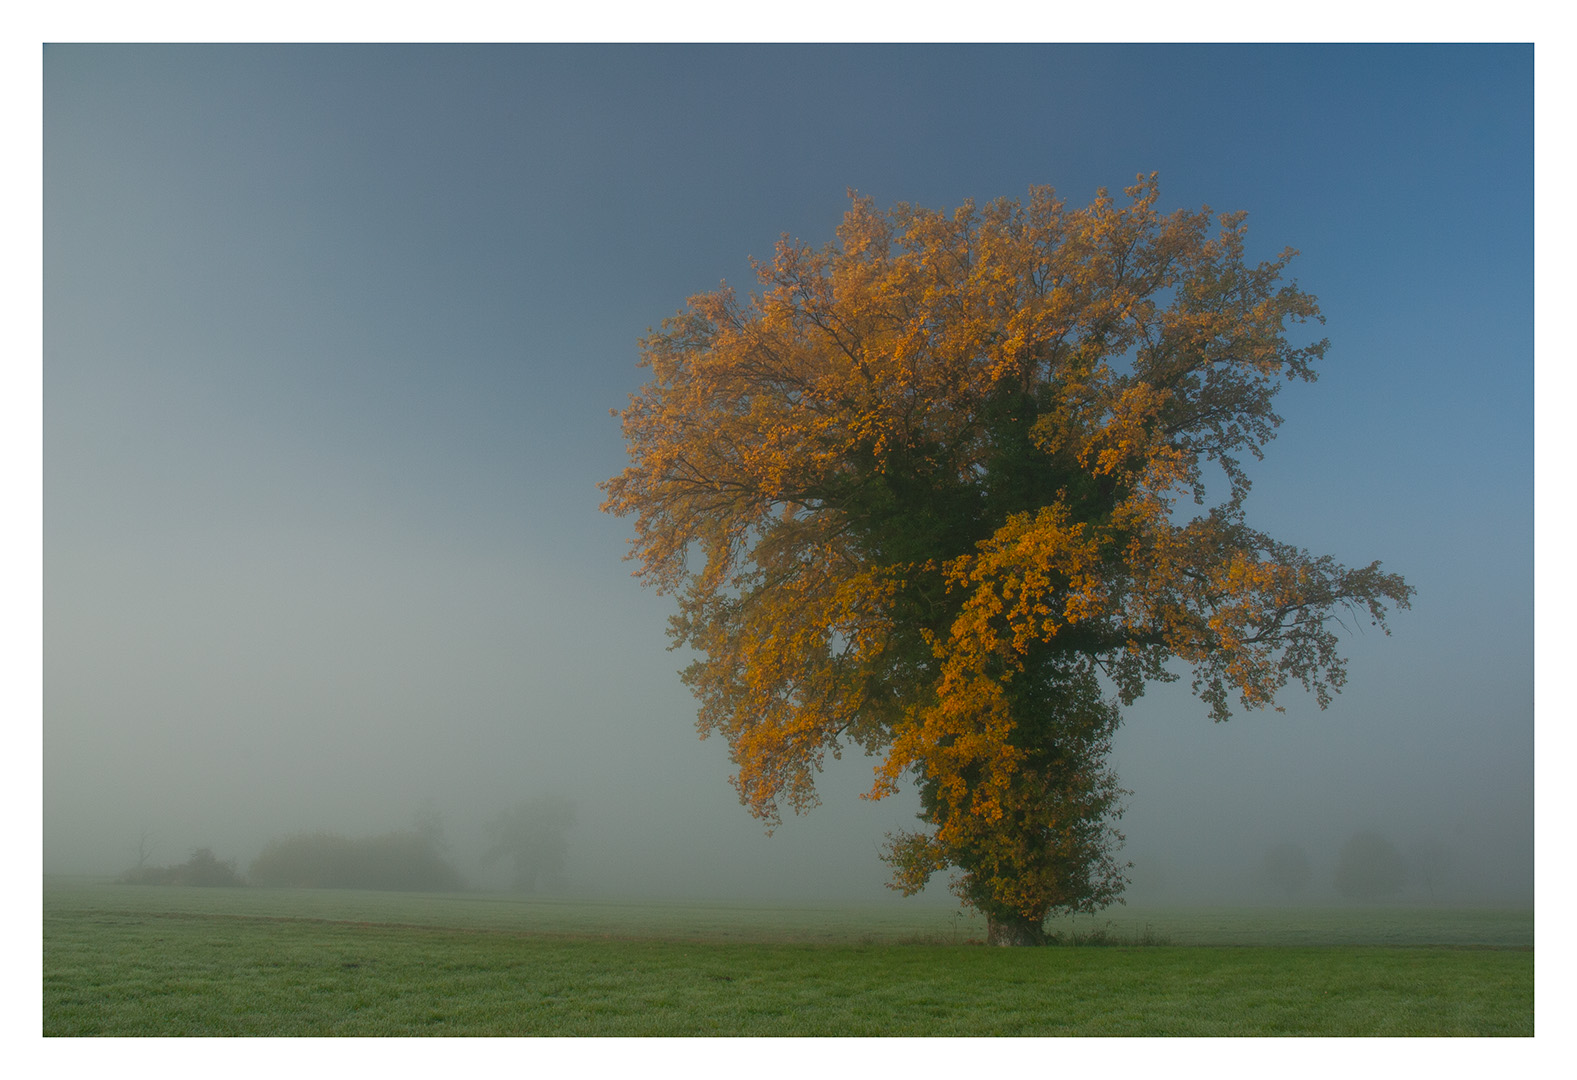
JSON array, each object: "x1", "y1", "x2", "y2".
[
  {"x1": 249, "y1": 830, "x2": 462, "y2": 891},
  {"x1": 1333, "y1": 830, "x2": 1406, "y2": 902},
  {"x1": 131, "y1": 828, "x2": 157, "y2": 872},
  {"x1": 1259, "y1": 841, "x2": 1312, "y2": 899},
  {"x1": 119, "y1": 861, "x2": 170, "y2": 885},
  {"x1": 1408, "y1": 838, "x2": 1453, "y2": 905},
  {"x1": 413, "y1": 801, "x2": 449, "y2": 853},
  {"x1": 120, "y1": 846, "x2": 242, "y2": 887},
  {"x1": 481, "y1": 797, "x2": 577, "y2": 893},
  {"x1": 176, "y1": 847, "x2": 243, "y2": 886}
]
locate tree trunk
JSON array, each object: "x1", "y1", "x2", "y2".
[{"x1": 986, "y1": 913, "x2": 1047, "y2": 946}]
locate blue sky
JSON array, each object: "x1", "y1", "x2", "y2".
[{"x1": 41, "y1": 44, "x2": 1533, "y2": 903}]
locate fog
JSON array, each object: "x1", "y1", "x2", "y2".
[{"x1": 42, "y1": 45, "x2": 1533, "y2": 910}]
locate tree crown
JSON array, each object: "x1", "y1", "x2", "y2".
[{"x1": 602, "y1": 177, "x2": 1410, "y2": 919}]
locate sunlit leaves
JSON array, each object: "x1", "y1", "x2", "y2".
[{"x1": 602, "y1": 176, "x2": 1411, "y2": 927}]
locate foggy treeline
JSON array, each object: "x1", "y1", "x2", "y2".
[
  {"x1": 103, "y1": 799, "x2": 580, "y2": 897},
  {"x1": 76, "y1": 790, "x2": 1527, "y2": 908}
]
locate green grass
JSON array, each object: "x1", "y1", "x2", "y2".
[{"x1": 43, "y1": 878, "x2": 1533, "y2": 1036}]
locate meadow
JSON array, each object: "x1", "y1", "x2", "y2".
[{"x1": 42, "y1": 878, "x2": 1533, "y2": 1037}]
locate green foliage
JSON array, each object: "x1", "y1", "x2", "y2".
[
  {"x1": 1334, "y1": 830, "x2": 1407, "y2": 902},
  {"x1": 248, "y1": 830, "x2": 462, "y2": 892},
  {"x1": 117, "y1": 847, "x2": 242, "y2": 887},
  {"x1": 481, "y1": 797, "x2": 576, "y2": 893},
  {"x1": 886, "y1": 661, "x2": 1130, "y2": 932}
]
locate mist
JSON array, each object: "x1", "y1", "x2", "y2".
[{"x1": 42, "y1": 44, "x2": 1533, "y2": 911}]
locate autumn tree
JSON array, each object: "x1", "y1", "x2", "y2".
[{"x1": 601, "y1": 176, "x2": 1411, "y2": 945}]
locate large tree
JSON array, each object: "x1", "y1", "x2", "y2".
[{"x1": 601, "y1": 177, "x2": 1411, "y2": 944}]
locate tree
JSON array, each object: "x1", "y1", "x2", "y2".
[
  {"x1": 1260, "y1": 841, "x2": 1312, "y2": 900},
  {"x1": 413, "y1": 800, "x2": 449, "y2": 854},
  {"x1": 481, "y1": 797, "x2": 577, "y2": 893},
  {"x1": 119, "y1": 846, "x2": 243, "y2": 886},
  {"x1": 1334, "y1": 830, "x2": 1407, "y2": 902},
  {"x1": 248, "y1": 830, "x2": 462, "y2": 891},
  {"x1": 131, "y1": 828, "x2": 157, "y2": 872},
  {"x1": 601, "y1": 177, "x2": 1411, "y2": 944},
  {"x1": 175, "y1": 847, "x2": 243, "y2": 887},
  {"x1": 1408, "y1": 837, "x2": 1452, "y2": 905}
]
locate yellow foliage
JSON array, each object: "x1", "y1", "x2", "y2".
[{"x1": 601, "y1": 176, "x2": 1411, "y2": 922}]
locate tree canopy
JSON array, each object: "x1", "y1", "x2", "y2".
[
  {"x1": 482, "y1": 797, "x2": 577, "y2": 893},
  {"x1": 601, "y1": 176, "x2": 1411, "y2": 942}
]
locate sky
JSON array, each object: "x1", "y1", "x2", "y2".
[{"x1": 40, "y1": 44, "x2": 1535, "y2": 905}]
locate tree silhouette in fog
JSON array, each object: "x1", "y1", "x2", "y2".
[
  {"x1": 482, "y1": 797, "x2": 577, "y2": 892},
  {"x1": 1334, "y1": 830, "x2": 1406, "y2": 902}
]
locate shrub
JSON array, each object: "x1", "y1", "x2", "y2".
[
  {"x1": 249, "y1": 830, "x2": 463, "y2": 891},
  {"x1": 119, "y1": 847, "x2": 243, "y2": 887}
]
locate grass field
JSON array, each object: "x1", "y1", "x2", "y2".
[{"x1": 42, "y1": 878, "x2": 1533, "y2": 1036}]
